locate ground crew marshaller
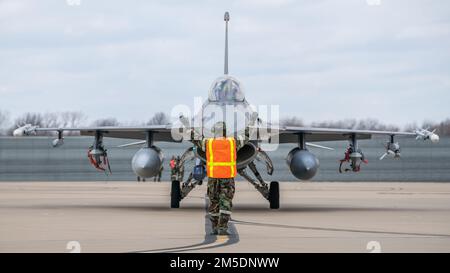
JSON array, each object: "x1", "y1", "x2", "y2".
[
  {"x1": 176, "y1": 156, "x2": 184, "y2": 181},
  {"x1": 203, "y1": 122, "x2": 242, "y2": 235}
]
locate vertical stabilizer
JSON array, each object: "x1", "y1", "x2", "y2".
[{"x1": 224, "y1": 12, "x2": 230, "y2": 75}]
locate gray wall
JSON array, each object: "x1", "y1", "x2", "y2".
[{"x1": 1, "y1": 136, "x2": 449, "y2": 182}]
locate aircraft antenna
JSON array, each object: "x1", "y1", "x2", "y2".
[{"x1": 224, "y1": 11, "x2": 230, "y2": 75}]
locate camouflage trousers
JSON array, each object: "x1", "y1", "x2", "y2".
[{"x1": 207, "y1": 178, "x2": 235, "y2": 232}]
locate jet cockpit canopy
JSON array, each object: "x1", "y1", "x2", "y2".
[{"x1": 208, "y1": 76, "x2": 245, "y2": 103}]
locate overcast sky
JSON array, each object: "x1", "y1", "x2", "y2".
[{"x1": 0, "y1": 0, "x2": 449, "y2": 126}]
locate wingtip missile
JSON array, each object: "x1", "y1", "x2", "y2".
[
  {"x1": 414, "y1": 128, "x2": 439, "y2": 143},
  {"x1": 13, "y1": 124, "x2": 37, "y2": 136}
]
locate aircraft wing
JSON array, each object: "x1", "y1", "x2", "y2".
[
  {"x1": 16, "y1": 123, "x2": 433, "y2": 144},
  {"x1": 30, "y1": 125, "x2": 182, "y2": 142},
  {"x1": 272, "y1": 126, "x2": 416, "y2": 143}
]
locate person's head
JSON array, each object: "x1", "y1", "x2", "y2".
[{"x1": 211, "y1": 121, "x2": 227, "y2": 138}]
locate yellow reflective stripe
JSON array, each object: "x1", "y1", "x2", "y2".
[
  {"x1": 207, "y1": 162, "x2": 235, "y2": 166},
  {"x1": 228, "y1": 138, "x2": 235, "y2": 177},
  {"x1": 208, "y1": 139, "x2": 214, "y2": 177},
  {"x1": 207, "y1": 138, "x2": 237, "y2": 178}
]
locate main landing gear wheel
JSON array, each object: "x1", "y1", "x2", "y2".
[
  {"x1": 171, "y1": 180, "x2": 181, "y2": 208},
  {"x1": 268, "y1": 181, "x2": 280, "y2": 209}
]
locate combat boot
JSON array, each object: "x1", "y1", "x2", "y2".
[
  {"x1": 217, "y1": 229, "x2": 230, "y2": 236},
  {"x1": 210, "y1": 228, "x2": 218, "y2": 235},
  {"x1": 210, "y1": 216, "x2": 219, "y2": 235}
]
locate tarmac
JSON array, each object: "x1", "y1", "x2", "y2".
[{"x1": 1, "y1": 181, "x2": 450, "y2": 253}]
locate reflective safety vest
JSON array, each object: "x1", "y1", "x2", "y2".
[{"x1": 206, "y1": 137, "x2": 237, "y2": 178}]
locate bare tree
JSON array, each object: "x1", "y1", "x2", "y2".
[
  {"x1": 11, "y1": 112, "x2": 46, "y2": 135},
  {"x1": 0, "y1": 110, "x2": 10, "y2": 135},
  {"x1": 356, "y1": 118, "x2": 399, "y2": 131},
  {"x1": 91, "y1": 117, "x2": 120, "y2": 127},
  {"x1": 310, "y1": 118, "x2": 399, "y2": 131},
  {"x1": 411, "y1": 119, "x2": 450, "y2": 136},
  {"x1": 9, "y1": 111, "x2": 88, "y2": 136},
  {"x1": 147, "y1": 112, "x2": 169, "y2": 125},
  {"x1": 6, "y1": 110, "x2": 450, "y2": 138},
  {"x1": 43, "y1": 112, "x2": 60, "y2": 128},
  {"x1": 436, "y1": 119, "x2": 450, "y2": 136},
  {"x1": 421, "y1": 120, "x2": 437, "y2": 131},
  {"x1": 403, "y1": 122, "x2": 419, "y2": 132},
  {"x1": 310, "y1": 119, "x2": 357, "y2": 129},
  {"x1": 60, "y1": 111, "x2": 86, "y2": 128},
  {"x1": 280, "y1": 116, "x2": 304, "y2": 127},
  {"x1": 13, "y1": 112, "x2": 44, "y2": 127},
  {"x1": 60, "y1": 111, "x2": 86, "y2": 135}
]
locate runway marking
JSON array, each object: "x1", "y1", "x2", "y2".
[
  {"x1": 129, "y1": 194, "x2": 239, "y2": 253},
  {"x1": 232, "y1": 219, "x2": 450, "y2": 238}
]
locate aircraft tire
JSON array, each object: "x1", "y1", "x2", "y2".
[
  {"x1": 171, "y1": 180, "x2": 181, "y2": 208},
  {"x1": 269, "y1": 181, "x2": 280, "y2": 209}
]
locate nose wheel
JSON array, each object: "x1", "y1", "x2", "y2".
[
  {"x1": 170, "y1": 180, "x2": 181, "y2": 208},
  {"x1": 268, "y1": 181, "x2": 280, "y2": 209}
]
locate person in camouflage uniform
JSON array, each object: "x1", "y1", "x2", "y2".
[
  {"x1": 176, "y1": 156, "x2": 184, "y2": 181},
  {"x1": 200, "y1": 121, "x2": 243, "y2": 236},
  {"x1": 207, "y1": 177, "x2": 235, "y2": 235}
]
